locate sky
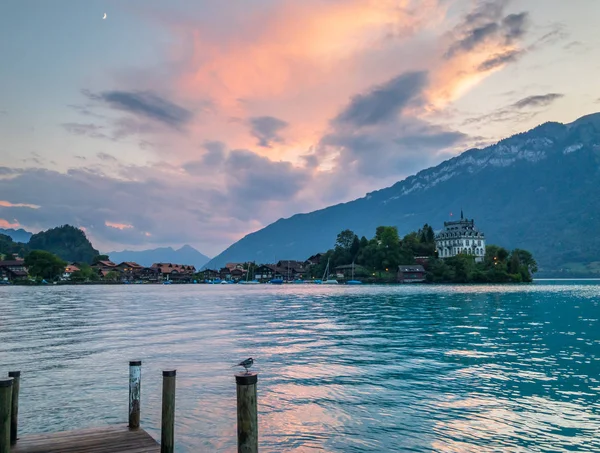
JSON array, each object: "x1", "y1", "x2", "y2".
[{"x1": 1, "y1": 0, "x2": 599, "y2": 256}]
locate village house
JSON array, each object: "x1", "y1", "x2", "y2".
[
  {"x1": 276, "y1": 260, "x2": 306, "y2": 280},
  {"x1": 198, "y1": 269, "x2": 219, "y2": 281},
  {"x1": 334, "y1": 263, "x2": 368, "y2": 279},
  {"x1": 115, "y1": 262, "x2": 144, "y2": 281},
  {"x1": 397, "y1": 265, "x2": 426, "y2": 283},
  {"x1": 91, "y1": 259, "x2": 117, "y2": 279},
  {"x1": 219, "y1": 267, "x2": 231, "y2": 281},
  {"x1": 151, "y1": 263, "x2": 196, "y2": 282},
  {"x1": 0, "y1": 259, "x2": 28, "y2": 282},
  {"x1": 225, "y1": 262, "x2": 245, "y2": 271},
  {"x1": 253, "y1": 265, "x2": 276, "y2": 282},
  {"x1": 230, "y1": 268, "x2": 245, "y2": 281},
  {"x1": 305, "y1": 253, "x2": 323, "y2": 266},
  {"x1": 61, "y1": 263, "x2": 80, "y2": 281}
]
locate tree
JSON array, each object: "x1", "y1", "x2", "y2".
[
  {"x1": 104, "y1": 271, "x2": 121, "y2": 282},
  {"x1": 513, "y1": 249, "x2": 538, "y2": 273},
  {"x1": 71, "y1": 263, "x2": 99, "y2": 282},
  {"x1": 28, "y1": 225, "x2": 99, "y2": 263},
  {"x1": 335, "y1": 230, "x2": 356, "y2": 251},
  {"x1": 92, "y1": 255, "x2": 110, "y2": 265},
  {"x1": 25, "y1": 250, "x2": 66, "y2": 280},
  {"x1": 350, "y1": 235, "x2": 360, "y2": 258}
]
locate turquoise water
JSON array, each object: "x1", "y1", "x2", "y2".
[{"x1": 0, "y1": 282, "x2": 599, "y2": 452}]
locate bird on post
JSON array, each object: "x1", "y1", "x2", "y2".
[{"x1": 233, "y1": 357, "x2": 254, "y2": 374}]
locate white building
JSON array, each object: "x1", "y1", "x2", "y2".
[{"x1": 435, "y1": 212, "x2": 486, "y2": 263}]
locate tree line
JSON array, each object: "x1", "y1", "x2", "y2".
[{"x1": 310, "y1": 225, "x2": 537, "y2": 283}]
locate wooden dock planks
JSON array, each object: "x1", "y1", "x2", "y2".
[{"x1": 11, "y1": 425, "x2": 160, "y2": 453}]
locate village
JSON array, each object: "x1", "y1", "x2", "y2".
[{"x1": 0, "y1": 255, "x2": 428, "y2": 285}]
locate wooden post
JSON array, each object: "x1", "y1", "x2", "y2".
[
  {"x1": 7, "y1": 372, "x2": 19, "y2": 445},
  {"x1": 235, "y1": 372, "x2": 258, "y2": 453},
  {"x1": 161, "y1": 370, "x2": 176, "y2": 453},
  {"x1": 0, "y1": 378, "x2": 13, "y2": 453},
  {"x1": 129, "y1": 360, "x2": 141, "y2": 429}
]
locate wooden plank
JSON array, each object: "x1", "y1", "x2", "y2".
[{"x1": 11, "y1": 425, "x2": 159, "y2": 453}]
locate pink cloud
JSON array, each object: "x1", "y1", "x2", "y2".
[{"x1": 0, "y1": 218, "x2": 20, "y2": 229}]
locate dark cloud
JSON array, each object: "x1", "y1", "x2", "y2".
[
  {"x1": 202, "y1": 141, "x2": 226, "y2": 166},
  {"x1": 0, "y1": 166, "x2": 264, "y2": 254},
  {"x1": 446, "y1": 2, "x2": 529, "y2": 58},
  {"x1": 511, "y1": 93, "x2": 564, "y2": 109},
  {"x1": 322, "y1": 118, "x2": 468, "y2": 179},
  {"x1": 97, "y1": 152, "x2": 118, "y2": 162},
  {"x1": 182, "y1": 141, "x2": 226, "y2": 174},
  {"x1": 564, "y1": 41, "x2": 582, "y2": 50},
  {"x1": 248, "y1": 116, "x2": 289, "y2": 148},
  {"x1": 464, "y1": 93, "x2": 563, "y2": 127},
  {"x1": 334, "y1": 71, "x2": 427, "y2": 127},
  {"x1": 478, "y1": 50, "x2": 523, "y2": 71},
  {"x1": 62, "y1": 122, "x2": 108, "y2": 139},
  {"x1": 226, "y1": 149, "x2": 309, "y2": 202},
  {"x1": 84, "y1": 89, "x2": 193, "y2": 128},
  {"x1": 0, "y1": 167, "x2": 17, "y2": 176}
]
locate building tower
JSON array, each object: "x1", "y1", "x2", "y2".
[{"x1": 435, "y1": 212, "x2": 486, "y2": 263}]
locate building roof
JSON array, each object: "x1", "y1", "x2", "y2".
[
  {"x1": 7, "y1": 269, "x2": 28, "y2": 277},
  {"x1": 436, "y1": 215, "x2": 485, "y2": 239},
  {"x1": 225, "y1": 262, "x2": 245, "y2": 270},
  {"x1": 117, "y1": 261, "x2": 143, "y2": 268},
  {"x1": 64, "y1": 264, "x2": 80, "y2": 273},
  {"x1": 95, "y1": 260, "x2": 116, "y2": 267},
  {"x1": 151, "y1": 263, "x2": 196, "y2": 273},
  {"x1": 398, "y1": 265, "x2": 425, "y2": 272},
  {"x1": 0, "y1": 260, "x2": 27, "y2": 267}
]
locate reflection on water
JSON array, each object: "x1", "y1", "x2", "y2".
[{"x1": 1, "y1": 282, "x2": 599, "y2": 452}]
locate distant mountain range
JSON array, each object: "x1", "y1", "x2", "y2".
[
  {"x1": 107, "y1": 245, "x2": 210, "y2": 269},
  {"x1": 206, "y1": 112, "x2": 600, "y2": 276},
  {"x1": 0, "y1": 228, "x2": 33, "y2": 243}
]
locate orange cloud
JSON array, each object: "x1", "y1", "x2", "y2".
[
  {"x1": 105, "y1": 221, "x2": 134, "y2": 230},
  {"x1": 0, "y1": 200, "x2": 40, "y2": 209},
  {"x1": 0, "y1": 218, "x2": 20, "y2": 229},
  {"x1": 161, "y1": 0, "x2": 445, "y2": 162}
]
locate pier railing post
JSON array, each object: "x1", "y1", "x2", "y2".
[
  {"x1": 161, "y1": 370, "x2": 176, "y2": 453},
  {"x1": 235, "y1": 372, "x2": 258, "y2": 453},
  {"x1": 0, "y1": 378, "x2": 13, "y2": 453},
  {"x1": 129, "y1": 360, "x2": 142, "y2": 429},
  {"x1": 7, "y1": 372, "x2": 19, "y2": 445}
]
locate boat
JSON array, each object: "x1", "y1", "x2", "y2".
[
  {"x1": 321, "y1": 258, "x2": 338, "y2": 285},
  {"x1": 269, "y1": 278, "x2": 284, "y2": 284},
  {"x1": 346, "y1": 261, "x2": 362, "y2": 285}
]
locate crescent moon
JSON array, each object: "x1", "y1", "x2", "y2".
[{"x1": 103, "y1": 13, "x2": 107, "y2": 19}]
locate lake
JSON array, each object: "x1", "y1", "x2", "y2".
[{"x1": 0, "y1": 282, "x2": 599, "y2": 452}]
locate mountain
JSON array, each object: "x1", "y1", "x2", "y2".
[
  {"x1": 107, "y1": 245, "x2": 210, "y2": 269},
  {"x1": 206, "y1": 112, "x2": 600, "y2": 275},
  {"x1": 28, "y1": 225, "x2": 99, "y2": 263},
  {"x1": 0, "y1": 228, "x2": 32, "y2": 243}
]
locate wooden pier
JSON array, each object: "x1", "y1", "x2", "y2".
[
  {"x1": 10, "y1": 425, "x2": 159, "y2": 453},
  {"x1": 0, "y1": 362, "x2": 259, "y2": 453}
]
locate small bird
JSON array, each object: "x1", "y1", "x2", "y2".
[{"x1": 233, "y1": 357, "x2": 254, "y2": 373}]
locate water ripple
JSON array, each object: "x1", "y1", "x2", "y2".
[{"x1": 0, "y1": 282, "x2": 599, "y2": 452}]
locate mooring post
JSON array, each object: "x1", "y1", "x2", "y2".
[
  {"x1": 0, "y1": 378, "x2": 13, "y2": 453},
  {"x1": 7, "y1": 372, "x2": 19, "y2": 445},
  {"x1": 161, "y1": 370, "x2": 176, "y2": 453},
  {"x1": 129, "y1": 360, "x2": 142, "y2": 429},
  {"x1": 235, "y1": 372, "x2": 258, "y2": 453}
]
